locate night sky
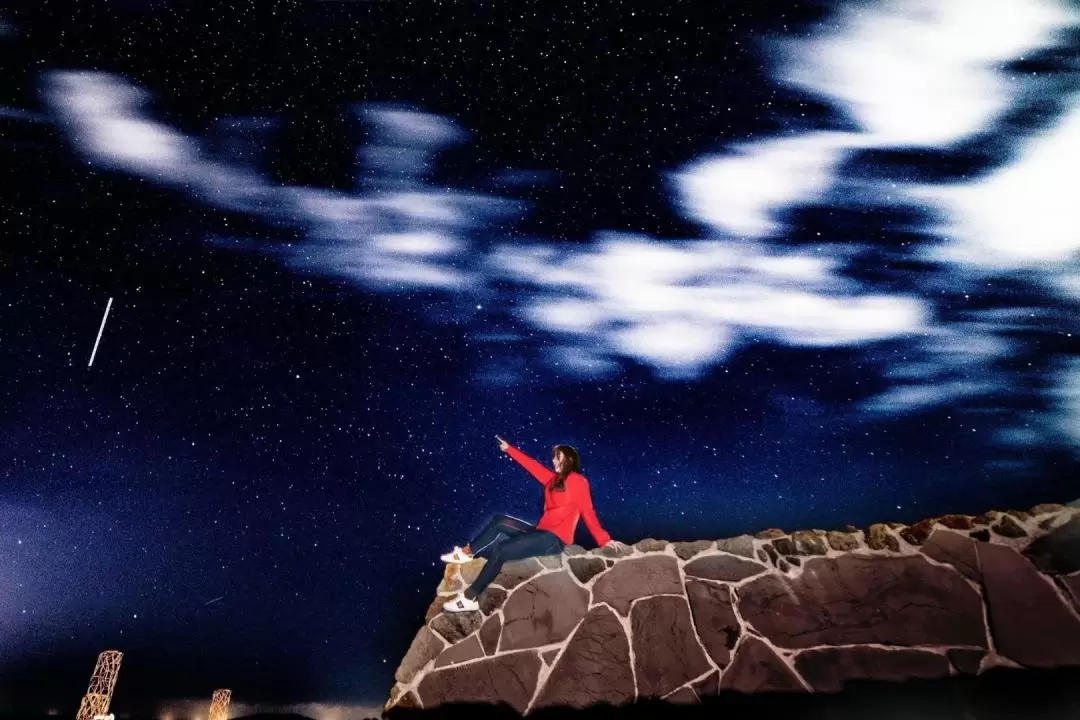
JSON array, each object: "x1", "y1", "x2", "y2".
[{"x1": 3, "y1": 0, "x2": 1080, "y2": 714}]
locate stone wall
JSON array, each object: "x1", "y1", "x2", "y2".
[{"x1": 386, "y1": 502, "x2": 1080, "y2": 715}]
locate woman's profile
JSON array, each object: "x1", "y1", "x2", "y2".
[{"x1": 440, "y1": 435, "x2": 628, "y2": 613}]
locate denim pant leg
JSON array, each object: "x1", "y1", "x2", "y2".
[
  {"x1": 468, "y1": 530, "x2": 564, "y2": 597},
  {"x1": 468, "y1": 514, "x2": 534, "y2": 556}
]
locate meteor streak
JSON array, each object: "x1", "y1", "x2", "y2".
[{"x1": 88, "y1": 297, "x2": 113, "y2": 368}]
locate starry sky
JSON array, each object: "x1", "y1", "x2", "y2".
[{"x1": 2, "y1": 0, "x2": 1080, "y2": 712}]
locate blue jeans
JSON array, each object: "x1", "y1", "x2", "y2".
[{"x1": 467, "y1": 514, "x2": 564, "y2": 596}]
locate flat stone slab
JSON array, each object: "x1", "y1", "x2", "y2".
[
  {"x1": 532, "y1": 605, "x2": 635, "y2": 710},
  {"x1": 590, "y1": 555, "x2": 682, "y2": 616},
  {"x1": 395, "y1": 626, "x2": 444, "y2": 684},
  {"x1": 977, "y1": 542, "x2": 1080, "y2": 667},
  {"x1": 416, "y1": 650, "x2": 542, "y2": 715},
  {"x1": 737, "y1": 555, "x2": 987, "y2": 648},
  {"x1": 921, "y1": 529, "x2": 980, "y2": 582},
  {"x1": 686, "y1": 579, "x2": 740, "y2": 667},
  {"x1": 684, "y1": 553, "x2": 767, "y2": 582},
  {"x1": 794, "y1": 646, "x2": 950, "y2": 692},
  {"x1": 717, "y1": 636, "x2": 805, "y2": 693},
  {"x1": 631, "y1": 595, "x2": 712, "y2": 698},
  {"x1": 500, "y1": 571, "x2": 589, "y2": 651}
]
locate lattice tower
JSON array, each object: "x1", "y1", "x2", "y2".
[
  {"x1": 209, "y1": 689, "x2": 232, "y2": 720},
  {"x1": 75, "y1": 650, "x2": 123, "y2": 720}
]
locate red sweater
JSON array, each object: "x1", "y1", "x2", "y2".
[{"x1": 505, "y1": 445, "x2": 612, "y2": 547}]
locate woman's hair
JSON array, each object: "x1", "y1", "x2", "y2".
[{"x1": 551, "y1": 444, "x2": 581, "y2": 491}]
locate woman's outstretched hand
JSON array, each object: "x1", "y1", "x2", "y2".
[
  {"x1": 604, "y1": 540, "x2": 630, "y2": 553},
  {"x1": 495, "y1": 435, "x2": 510, "y2": 452}
]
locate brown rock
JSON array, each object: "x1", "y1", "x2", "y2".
[
  {"x1": 425, "y1": 595, "x2": 448, "y2": 623},
  {"x1": 756, "y1": 549, "x2": 768, "y2": 562},
  {"x1": 772, "y1": 537, "x2": 796, "y2": 556},
  {"x1": 762, "y1": 543, "x2": 780, "y2": 566},
  {"x1": 738, "y1": 555, "x2": 987, "y2": 649},
  {"x1": 598, "y1": 543, "x2": 633, "y2": 559},
  {"x1": 899, "y1": 519, "x2": 935, "y2": 546},
  {"x1": 605, "y1": 559, "x2": 615, "y2": 568},
  {"x1": 1008, "y1": 510, "x2": 1032, "y2": 522},
  {"x1": 777, "y1": 557, "x2": 791, "y2": 572},
  {"x1": 541, "y1": 648, "x2": 560, "y2": 666},
  {"x1": 684, "y1": 554, "x2": 767, "y2": 582},
  {"x1": 1029, "y1": 503, "x2": 1065, "y2": 516},
  {"x1": 537, "y1": 554, "x2": 564, "y2": 569},
  {"x1": 791, "y1": 530, "x2": 828, "y2": 555},
  {"x1": 458, "y1": 559, "x2": 486, "y2": 586},
  {"x1": 686, "y1": 580, "x2": 740, "y2": 667},
  {"x1": 532, "y1": 606, "x2": 635, "y2": 710},
  {"x1": 434, "y1": 634, "x2": 485, "y2": 668},
  {"x1": 992, "y1": 515, "x2": 1028, "y2": 538},
  {"x1": 976, "y1": 542, "x2": 1080, "y2": 667},
  {"x1": 1023, "y1": 512, "x2": 1080, "y2": 574},
  {"x1": 479, "y1": 614, "x2": 501, "y2": 655},
  {"x1": 395, "y1": 626, "x2": 444, "y2": 684},
  {"x1": 844, "y1": 524, "x2": 859, "y2": 533},
  {"x1": 396, "y1": 691, "x2": 421, "y2": 710},
  {"x1": 970, "y1": 529, "x2": 991, "y2": 542},
  {"x1": 921, "y1": 529, "x2": 980, "y2": 582},
  {"x1": 866, "y1": 523, "x2": 900, "y2": 552},
  {"x1": 634, "y1": 538, "x2": 667, "y2": 553},
  {"x1": 718, "y1": 636, "x2": 805, "y2": 693},
  {"x1": 948, "y1": 649, "x2": 985, "y2": 675},
  {"x1": 569, "y1": 557, "x2": 607, "y2": 584},
  {"x1": 665, "y1": 687, "x2": 699, "y2": 705},
  {"x1": 591, "y1": 555, "x2": 683, "y2": 616},
  {"x1": 826, "y1": 530, "x2": 860, "y2": 552},
  {"x1": 501, "y1": 571, "x2": 589, "y2": 651},
  {"x1": 564, "y1": 544, "x2": 587, "y2": 556},
  {"x1": 939, "y1": 514, "x2": 975, "y2": 529},
  {"x1": 479, "y1": 586, "x2": 507, "y2": 615},
  {"x1": 673, "y1": 540, "x2": 715, "y2": 560},
  {"x1": 794, "y1": 647, "x2": 949, "y2": 692},
  {"x1": 492, "y1": 557, "x2": 546, "y2": 590},
  {"x1": 756, "y1": 528, "x2": 786, "y2": 539},
  {"x1": 430, "y1": 610, "x2": 482, "y2": 644},
  {"x1": 417, "y1": 650, "x2": 541, "y2": 714},
  {"x1": 437, "y1": 564, "x2": 465, "y2": 594},
  {"x1": 1040, "y1": 516, "x2": 1063, "y2": 531},
  {"x1": 631, "y1": 596, "x2": 713, "y2": 698},
  {"x1": 974, "y1": 511, "x2": 1001, "y2": 525},
  {"x1": 692, "y1": 670, "x2": 719, "y2": 697},
  {"x1": 787, "y1": 556, "x2": 802, "y2": 567},
  {"x1": 886, "y1": 522, "x2": 906, "y2": 529},
  {"x1": 716, "y1": 535, "x2": 756, "y2": 558}
]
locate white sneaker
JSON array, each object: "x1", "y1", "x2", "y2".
[
  {"x1": 440, "y1": 546, "x2": 474, "y2": 564},
  {"x1": 442, "y1": 592, "x2": 480, "y2": 613}
]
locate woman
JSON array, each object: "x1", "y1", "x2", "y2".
[{"x1": 440, "y1": 435, "x2": 629, "y2": 613}]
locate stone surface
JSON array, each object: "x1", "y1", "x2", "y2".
[
  {"x1": 716, "y1": 535, "x2": 756, "y2": 558},
  {"x1": 866, "y1": 523, "x2": 899, "y2": 551},
  {"x1": 718, "y1": 636, "x2": 806, "y2": 693},
  {"x1": 683, "y1": 553, "x2": 767, "y2": 582},
  {"x1": 416, "y1": 650, "x2": 541, "y2": 715},
  {"x1": 541, "y1": 648, "x2": 560, "y2": 665},
  {"x1": 921, "y1": 529, "x2": 980, "y2": 582},
  {"x1": 532, "y1": 606, "x2": 635, "y2": 710},
  {"x1": 634, "y1": 538, "x2": 667, "y2": 552},
  {"x1": 631, "y1": 595, "x2": 712, "y2": 698},
  {"x1": 1030, "y1": 503, "x2": 1065, "y2": 515},
  {"x1": 825, "y1": 528, "x2": 859, "y2": 552},
  {"x1": 691, "y1": 670, "x2": 719, "y2": 698},
  {"x1": 437, "y1": 564, "x2": 465, "y2": 594},
  {"x1": 568, "y1": 557, "x2": 607, "y2": 584},
  {"x1": 762, "y1": 543, "x2": 780, "y2": 566},
  {"x1": 756, "y1": 528, "x2": 786, "y2": 539},
  {"x1": 791, "y1": 530, "x2": 828, "y2": 555},
  {"x1": 673, "y1": 540, "x2": 715, "y2": 560},
  {"x1": 500, "y1": 571, "x2": 589, "y2": 651},
  {"x1": 970, "y1": 528, "x2": 991, "y2": 542},
  {"x1": 738, "y1": 555, "x2": 987, "y2": 648},
  {"x1": 395, "y1": 626, "x2": 444, "y2": 684},
  {"x1": 458, "y1": 559, "x2": 485, "y2": 586},
  {"x1": 430, "y1": 610, "x2": 482, "y2": 644},
  {"x1": 1024, "y1": 513, "x2": 1080, "y2": 574},
  {"x1": 948, "y1": 649, "x2": 986, "y2": 675},
  {"x1": 590, "y1": 555, "x2": 682, "y2": 616},
  {"x1": 397, "y1": 691, "x2": 421, "y2": 710},
  {"x1": 665, "y1": 687, "x2": 699, "y2": 705},
  {"x1": 479, "y1": 585, "x2": 507, "y2": 615},
  {"x1": 976, "y1": 541, "x2": 1080, "y2": 667},
  {"x1": 479, "y1": 614, "x2": 500, "y2": 655},
  {"x1": 794, "y1": 646, "x2": 950, "y2": 692},
  {"x1": 537, "y1": 554, "x2": 563, "y2": 569},
  {"x1": 938, "y1": 514, "x2": 975, "y2": 530},
  {"x1": 686, "y1": 580, "x2": 739, "y2": 667},
  {"x1": 772, "y1": 537, "x2": 796, "y2": 556},
  {"x1": 491, "y1": 557, "x2": 546, "y2": 589},
  {"x1": 1064, "y1": 573, "x2": 1080, "y2": 611},
  {"x1": 564, "y1": 544, "x2": 587, "y2": 556},
  {"x1": 899, "y1": 519, "x2": 935, "y2": 546},
  {"x1": 993, "y1": 515, "x2": 1028, "y2": 538},
  {"x1": 434, "y1": 634, "x2": 484, "y2": 668}
]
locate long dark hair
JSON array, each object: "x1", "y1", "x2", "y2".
[{"x1": 551, "y1": 444, "x2": 581, "y2": 491}]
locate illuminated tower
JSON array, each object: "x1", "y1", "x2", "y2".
[
  {"x1": 75, "y1": 650, "x2": 123, "y2": 720},
  {"x1": 209, "y1": 689, "x2": 232, "y2": 720}
]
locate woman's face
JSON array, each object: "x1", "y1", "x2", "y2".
[{"x1": 552, "y1": 450, "x2": 568, "y2": 473}]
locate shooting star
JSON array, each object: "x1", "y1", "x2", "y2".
[
  {"x1": 203, "y1": 596, "x2": 225, "y2": 607},
  {"x1": 88, "y1": 297, "x2": 113, "y2": 368}
]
